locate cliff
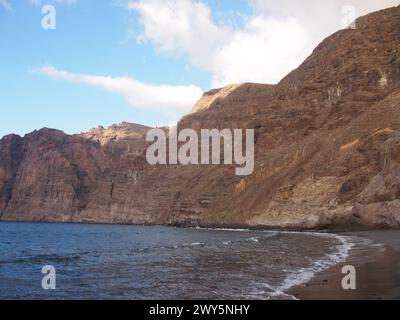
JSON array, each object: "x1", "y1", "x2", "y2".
[{"x1": 1, "y1": 6, "x2": 400, "y2": 229}]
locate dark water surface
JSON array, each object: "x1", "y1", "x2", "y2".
[{"x1": 0, "y1": 222, "x2": 352, "y2": 299}]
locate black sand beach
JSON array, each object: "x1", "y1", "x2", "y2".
[{"x1": 290, "y1": 231, "x2": 400, "y2": 300}]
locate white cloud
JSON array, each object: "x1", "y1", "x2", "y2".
[
  {"x1": 129, "y1": 0, "x2": 399, "y2": 87},
  {"x1": 210, "y1": 15, "x2": 308, "y2": 86},
  {"x1": 248, "y1": 0, "x2": 399, "y2": 45},
  {"x1": 33, "y1": 0, "x2": 400, "y2": 121},
  {"x1": 128, "y1": 0, "x2": 310, "y2": 86},
  {"x1": 129, "y1": 0, "x2": 231, "y2": 71},
  {"x1": 39, "y1": 66, "x2": 203, "y2": 115}
]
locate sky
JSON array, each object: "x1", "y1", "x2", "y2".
[{"x1": 0, "y1": 0, "x2": 399, "y2": 138}]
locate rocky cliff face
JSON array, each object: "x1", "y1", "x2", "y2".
[{"x1": 1, "y1": 6, "x2": 400, "y2": 229}]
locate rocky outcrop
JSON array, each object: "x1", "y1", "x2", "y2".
[
  {"x1": 80, "y1": 122, "x2": 151, "y2": 156},
  {"x1": 1, "y1": 6, "x2": 400, "y2": 229},
  {"x1": 190, "y1": 84, "x2": 242, "y2": 113}
]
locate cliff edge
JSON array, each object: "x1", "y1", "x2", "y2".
[{"x1": 1, "y1": 6, "x2": 400, "y2": 229}]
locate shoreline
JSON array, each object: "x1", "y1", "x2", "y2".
[
  {"x1": 1, "y1": 221, "x2": 399, "y2": 300},
  {"x1": 0, "y1": 218, "x2": 395, "y2": 233},
  {"x1": 289, "y1": 230, "x2": 400, "y2": 300}
]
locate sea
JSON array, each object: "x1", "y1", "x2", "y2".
[{"x1": 0, "y1": 222, "x2": 353, "y2": 300}]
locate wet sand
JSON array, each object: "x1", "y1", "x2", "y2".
[{"x1": 289, "y1": 231, "x2": 400, "y2": 300}]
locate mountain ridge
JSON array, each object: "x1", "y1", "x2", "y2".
[{"x1": 1, "y1": 6, "x2": 400, "y2": 229}]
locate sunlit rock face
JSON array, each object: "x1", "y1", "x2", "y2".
[{"x1": 1, "y1": 6, "x2": 400, "y2": 229}]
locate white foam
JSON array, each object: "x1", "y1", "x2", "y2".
[
  {"x1": 190, "y1": 227, "x2": 251, "y2": 232},
  {"x1": 189, "y1": 242, "x2": 203, "y2": 246},
  {"x1": 248, "y1": 237, "x2": 259, "y2": 243},
  {"x1": 190, "y1": 227, "x2": 355, "y2": 299},
  {"x1": 272, "y1": 231, "x2": 355, "y2": 299}
]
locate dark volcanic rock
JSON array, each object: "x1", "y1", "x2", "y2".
[
  {"x1": 0, "y1": 134, "x2": 24, "y2": 216},
  {"x1": 1, "y1": 6, "x2": 400, "y2": 229}
]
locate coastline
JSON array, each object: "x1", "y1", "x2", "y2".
[
  {"x1": 0, "y1": 217, "x2": 392, "y2": 232},
  {"x1": 289, "y1": 231, "x2": 400, "y2": 300},
  {"x1": 1, "y1": 220, "x2": 399, "y2": 300}
]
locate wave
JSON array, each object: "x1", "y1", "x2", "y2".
[
  {"x1": 1, "y1": 253, "x2": 84, "y2": 265},
  {"x1": 189, "y1": 227, "x2": 251, "y2": 232},
  {"x1": 152, "y1": 230, "x2": 280, "y2": 252},
  {"x1": 189, "y1": 242, "x2": 204, "y2": 246},
  {"x1": 268, "y1": 232, "x2": 355, "y2": 299}
]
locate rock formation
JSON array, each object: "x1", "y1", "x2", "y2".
[{"x1": 1, "y1": 6, "x2": 400, "y2": 229}]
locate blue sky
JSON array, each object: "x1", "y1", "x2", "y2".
[{"x1": 0, "y1": 0, "x2": 398, "y2": 138}]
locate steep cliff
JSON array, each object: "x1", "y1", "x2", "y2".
[{"x1": 1, "y1": 6, "x2": 400, "y2": 229}]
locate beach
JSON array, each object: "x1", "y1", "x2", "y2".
[
  {"x1": 289, "y1": 231, "x2": 400, "y2": 300},
  {"x1": 1, "y1": 221, "x2": 399, "y2": 300},
  {"x1": 0, "y1": 222, "x2": 347, "y2": 300}
]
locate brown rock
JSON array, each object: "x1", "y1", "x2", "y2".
[{"x1": 1, "y1": 6, "x2": 400, "y2": 229}]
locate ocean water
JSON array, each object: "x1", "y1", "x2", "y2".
[{"x1": 0, "y1": 222, "x2": 353, "y2": 300}]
